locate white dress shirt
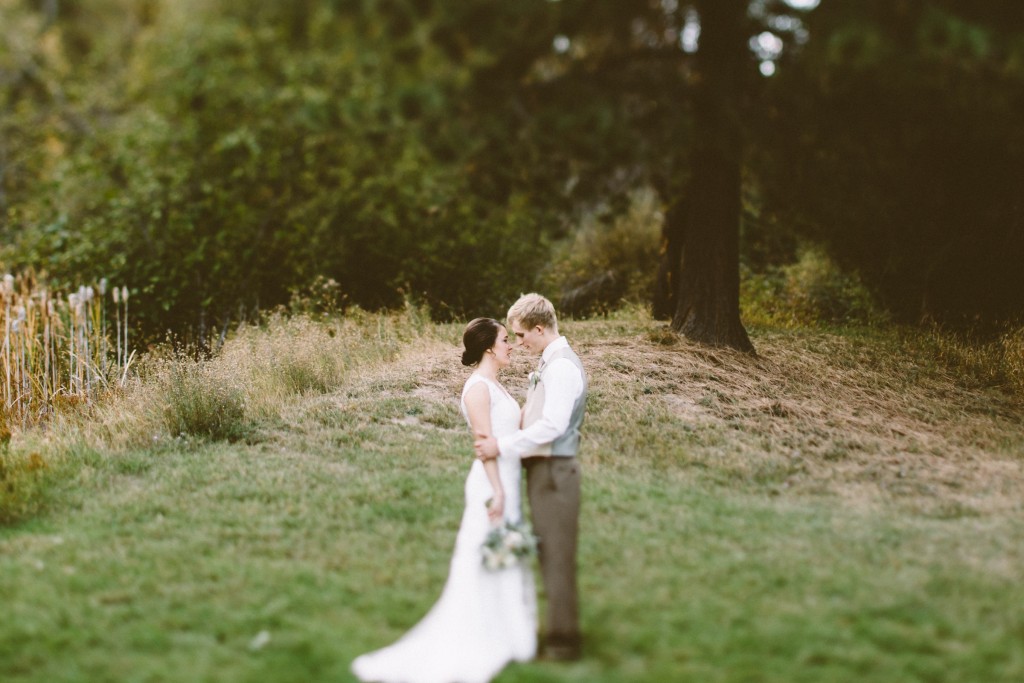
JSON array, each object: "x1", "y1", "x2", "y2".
[{"x1": 497, "y1": 336, "x2": 584, "y2": 459}]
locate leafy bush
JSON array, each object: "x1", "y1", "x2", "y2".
[
  {"x1": 541, "y1": 188, "x2": 662, "y2": 317},
  {"x1": 1, "y1": 1, "x2": 551, "y2": 343},
  {"x1": 741, "y1": 245, "x2": 887, "y2": 328}
]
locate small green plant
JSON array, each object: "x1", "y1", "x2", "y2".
[{"x1": 0, "y1": 446, "x2": 52, "y2": 524}]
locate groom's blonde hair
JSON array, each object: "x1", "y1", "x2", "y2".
[{"x1": 507, "y1": 293, "x2": 558, "y2": 333}]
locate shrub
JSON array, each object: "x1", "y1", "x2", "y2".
[
  {"x1": 541, "y1": 188, "x2": 662, "y2": 318},
  {"x1": 158, "y1": 359, "x2": 250, "y2": 442},
  {"x1": 741, "y1": 245, "x2": 887, "y2": 328}
]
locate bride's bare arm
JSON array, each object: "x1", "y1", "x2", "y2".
[{"x1": 463, "y1": 383, "x2": 505, "y2": 522}]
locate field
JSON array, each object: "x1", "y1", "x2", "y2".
[{"x1": 2, "y1": 310, "x2": 1024, "y2": 682}]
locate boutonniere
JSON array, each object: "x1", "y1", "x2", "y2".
[{"x1": 529, "y1": 371, "x2": 540, "y2": 389}]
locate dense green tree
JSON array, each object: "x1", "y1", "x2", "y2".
[
  {"x1": 2, "y1": 0, "x2": 1023, "y2": 345},
  {"x1": 1, "y1": 0, "x2": 551, "y2": 342},
  {"x1": 755, "y1": 0, "x2": 1024, "y2": 325}
]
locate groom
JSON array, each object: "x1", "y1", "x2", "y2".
[{"x1": 475, "y1": 293, "x2": 587, "y2": 662}]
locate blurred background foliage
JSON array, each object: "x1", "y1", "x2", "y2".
[{"x1": 1, "y1": 0, "x2": 1022, "y2": 343}]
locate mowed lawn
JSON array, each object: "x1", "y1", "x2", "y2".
[{"x1": 2, "y1": 313, "x2": 1024, "y2": 682}]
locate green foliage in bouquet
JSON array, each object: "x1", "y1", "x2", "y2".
[{"x1": 481, "y1": 520, "x2": 538, "y2": 572}]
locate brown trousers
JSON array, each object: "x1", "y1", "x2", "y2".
[{"x1": 524, "y1": 456, "x2": 581, "y2": 645}]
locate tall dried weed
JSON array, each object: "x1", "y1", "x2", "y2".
[{"x1": 0, "y1": 271, "x2": 133, "y2": 428}]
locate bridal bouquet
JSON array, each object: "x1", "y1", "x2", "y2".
[{"x1": 481, "y1": 521, "x2": 538, "y2": 571}]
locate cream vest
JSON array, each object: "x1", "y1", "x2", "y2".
[{"x1": 522, "y1": 346, "x2": 588, "y2": 456}]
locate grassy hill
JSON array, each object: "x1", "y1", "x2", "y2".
[{"x1": 2, "y1": 309, "x2": 1023, "y2": 682}]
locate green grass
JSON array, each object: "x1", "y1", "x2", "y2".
[{"x1": 2, "y1": 309, "x2": 1024, "y2": 682}]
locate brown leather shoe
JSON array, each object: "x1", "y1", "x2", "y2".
[{"x1": 540, "y1": 635, "x2": 582, "y2": 661}]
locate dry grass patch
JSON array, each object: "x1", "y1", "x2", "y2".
[
  {"x1": 572, "y1": 322, "x2": 1024, "y2": 516},
  {"x1": 7, "y1": 307, "x2": 1023, "y2": 527},
  {"x1": 313, "y1": 313, "x2": 1024, "y2": 519}
]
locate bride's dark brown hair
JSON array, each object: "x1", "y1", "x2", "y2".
[{"x1": 461, "y1": 318, "x2": 502, "y2": 366}]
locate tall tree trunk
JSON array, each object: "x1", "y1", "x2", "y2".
[{"x1": 670, "y1": 0, "x2": 754, "y2": 353}]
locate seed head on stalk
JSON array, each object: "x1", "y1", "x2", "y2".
[
  {"x1": 4, "y1": 275, "x2": 13, "y2": 409},
  {"x1": 47, "y1": 295, "x2": 60, "y2": 406},
  {"x1": 82, "y1": 287, "x2": 94, "y2": 392},
  {"x1": 13, "y1": 305, "x2": 27, "y2": 419},
  {"x1": 40, "y1": 289, "x2": 50, "y2": 403},
  {"x1": 113, "y1": 286, "x2": 122, "y2": 370},
  {"x1": 98, "y1": 279, "x2": 108, "y2": 375},
  {"x1": 68, "y1": 292, "x2": 80, "y2": 393},
  {"x1": 121, "y1": 286, "x2": 129, "y2": 372}
]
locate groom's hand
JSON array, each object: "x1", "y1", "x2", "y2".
[{"x1": 474, "y1": 433, "x2": 499, "y2": 461}]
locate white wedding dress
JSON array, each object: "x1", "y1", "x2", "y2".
[{"x1": 351, "y1": 373, "x2": 537, "y2": 683}]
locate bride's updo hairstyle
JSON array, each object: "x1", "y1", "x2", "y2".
[{"x1": 461, "y1": 317, "x2": 502, "y2": 366}]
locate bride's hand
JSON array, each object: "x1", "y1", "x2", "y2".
[{"x1": 487, "y1": 491, "x2": 505, "y2": 523}]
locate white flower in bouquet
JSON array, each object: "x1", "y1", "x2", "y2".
[
  {"x1": 481, "y1": 520, "x2": 538, "y2": 572},
  {"x1": 504, "y1": 530, "x2": 524, "y2": 548}
]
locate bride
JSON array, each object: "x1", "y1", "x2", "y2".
[{"x1": 351, "y1": 318, "x2": 537, "y2": 683}]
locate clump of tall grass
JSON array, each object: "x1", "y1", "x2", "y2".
[
  {"x1": 8, "y1": 304, "x2": 438, "y2": 451},
  {"x1": 909, "y1": 323, "x2": 1024, "y2": 399},
  {"x1": 86, "y1": 310, "x2": 409, "y2": 447},
  {"x1": 217, "y1": 306, "x2": 436, "y2": 417},
  {"x1": 1, "y1": 272, "x2": 133, "y2": 430},
  {"x1": 0, "y1": 271, "x2": 135, "y2": 522},
  {"x1": 157, "y1": 357, "x2": 250, "y2": 442},
  {"x1": 1004, "y1": 327, "x2": 1024, "y2": 395}
]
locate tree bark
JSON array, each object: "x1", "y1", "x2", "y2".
[{"x1": 669, "y1": 0, "x2": 754, "y2": 353}]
